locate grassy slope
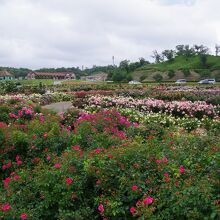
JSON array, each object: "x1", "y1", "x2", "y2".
[{"x1": 133, "y1": 55, "x2": 220, "y2": 81}]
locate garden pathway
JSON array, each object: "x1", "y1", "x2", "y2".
[{"x1": 42, "y1": 101, "x2": 72, "y2": 113}]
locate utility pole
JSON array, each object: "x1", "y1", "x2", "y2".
[
  {"x1": 112, "y1": 56, "x2": 115, "y2": 66},
  {"x1": 215, "y1": 45, "x2": 220, "y2": 56}
]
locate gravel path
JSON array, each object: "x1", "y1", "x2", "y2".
[{"x1": 42, "y1": 101, "x2": 73, "y2": 113}]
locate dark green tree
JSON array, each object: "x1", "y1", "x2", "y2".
[
  {"x1": 119, "y1": 60, "x2": 130, "y2": 73},
  {"x1": 193, "y1": 45, "x2": 209, "y2": 55},
  {"x1": 200, "y1": 54, "x2": 208, "y2": 68},
  {"x1": 152, "y1": 50, "x2": 163, "y2": 63},
  {"x1": 112, "y1": 71, "x2": 126, "y2": 82},
  {"x1": 126, "y1": 74, "x2": 133, "y2": 82},
  {"x1": 139, "y1": 57, "x2": 149, "y2": 66},
  {"x1": 162, "y1": 50, "x2": 176, "y2": 62},
  {"x1": 176, "y1": 45, "x2": 185, "y2": 56}
]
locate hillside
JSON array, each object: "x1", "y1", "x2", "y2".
[
  {"x1": 132, "y1": 55, "x2": 220, "y2": 82},
  {"x1": 1, "y1": 55, "x2": 220, "y2": 82}
]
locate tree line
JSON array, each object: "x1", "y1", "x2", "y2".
[
  {"x1": 1, "y1": 44, "x2": 220, "y2": 81},
  {"x1": 152, "y1": 44, "x2": 220, "y2": 63}
]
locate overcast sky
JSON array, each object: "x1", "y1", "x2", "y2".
[{"x1": 0, "y1": 0, "x2": 219, "y2": 69}]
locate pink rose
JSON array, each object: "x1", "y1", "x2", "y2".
[
  {"x1": 143, "y1": 196, "x2": 154, "y2": 205},
  {"x1": 65, "y1": 177, "x2": 73, "y2": 185},
  {"x1": 130, "y1": 207, "x2": 136, "y2": 213},
  {"x1": 1, "y1": 203, "x2": 11, "y2": 212},
  {"x1": 132, "y1": 185, "x2": 138, "y2": 191},
  {"x1": 54, "y1": 163, "x2": 61, "y2": 169},
  {"x1": 98, "y1": 204, "x2": 104, "y2": 213},
  {"x1": 179, "y1": 165, "x2": 185, "y2": 174},
  {"x1": 20, "y1": 213, "x2": 28, "y2": 219}
]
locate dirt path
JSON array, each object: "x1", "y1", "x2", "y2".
[{"x1": 42, "y1": 101, "x2": 73, "y2": 113}]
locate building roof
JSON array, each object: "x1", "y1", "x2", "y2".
[
  {"x1": 0, "y1": 70, "x2": 13, "y2": 77},
  {"x1": 31, "y1": 72, "x2": 75, "y2": 77}
]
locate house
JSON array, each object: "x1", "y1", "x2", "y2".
[
  {"x1": 0, "y1": 70, "x2": 14, "y2": 80},
  {"x1": 80, "y1": 72, "x2": 108, "y2": 81},
  {"x1": 27, "y1": 72, "x2": 76, "y2": 80}
]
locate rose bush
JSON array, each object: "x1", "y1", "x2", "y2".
[
  {"x1": 0, "y1": 96, "x2": 219, "y2": 219},
  {"x1": 0, "y1": 128, "x2": 219, "y2": 219},
  {"x1": 85, "y1": 95, "x2": 220, "y2": 119}
]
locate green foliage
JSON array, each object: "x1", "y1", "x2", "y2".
[
  {"x1": 1, "y1": 128, "x2": 219, "y2": 219},
  {"x1": 0, "y1": 67, "x2": 30, "y2": 78},
  {"x1": 126, "y1": 74, "x2": 133, "y2": 82},
  {"x1": 112, "y1": 70, "x2": 127, "y2": 82},
  {"x1": 0, "y1": 81, "x2": 18, "y2": 94},
  {"x1": 200, "y1": 54, "x2": 208, "y2": 68},
  {"x1": 162, "y1": 49, "x2": 175, "y2": 62},
  {"x1": 213, "y1": 71, "x2": 220, "y2": 81},
  {"x1": 133, "y1": 54, "x2": 220, "y2": 81},
  {"x1": 182, "y1": 68, "x2": 191, "y2": 77},
  {"x1": 199, "y1": 69, "x2": 211, "y2": 78},
  {"x1": 0, "y1": 96, "x2": 219, "y2": 219},
  {"x1": 119, "y1": 60, "x2": 130, "y2": 73},
  {"x1": 140, "y1": 74, "x2": 146, "y2": 82},
  {"x1": 153, "y1": 73, "x2": 163, "y2": 82},
  {"x1": 168, "y1": 70, "x2": 175, "y2": 79},
  {"x1": 0, "y1": 106, "x2": 10, "y2": 123}
]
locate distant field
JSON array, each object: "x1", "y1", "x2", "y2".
[
  {"x1": 17, "y1": 79, "x2": 107, "y2": 86},
  {"x1": 61, "y1": 80, "x2": 100, "y2": 85},
  {"x1": 18, "y1": 79, "x2": 97, "y2": 86},
  {"x1": 18, "y1": 79, "x2": 55, "y2": 86}
]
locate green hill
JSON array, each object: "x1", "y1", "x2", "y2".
[{"x1": 132, "y1": 55, "x2": 220, "y2": 82}]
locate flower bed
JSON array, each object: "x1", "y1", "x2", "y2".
[
  {"x1": 85, "y1": 95, "x2": 220, "y2": 119},
  {"x1": 0, "y1": 95, "x2": 219, "y2": 219},
  {"x1": 0, "y1": 92, "x2": 74, "y2": 106}
]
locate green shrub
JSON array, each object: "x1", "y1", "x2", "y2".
[
  {"x1": 153, "y1": 73, "x2": 163, "y2": 82},
  {"x1": 182, "y1": 68, "x2": 191, "y2": 77},
  {"x1": 0, "y1": 106, "x2": 219, "y2": 220},
  {"x1": 198, "y1": 69, "x2": 211, "y2": 78},
  {"x1": 0, "y1": 106, "x2": 10, "y2": 123},
  {"x1": 168, "y1": 70, "x2": 175, "y2": 79},
  {"x1": 140, "y1": 75, "x2": 147, "y2": 82}
]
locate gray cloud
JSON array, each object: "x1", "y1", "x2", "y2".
[{"x1": 0, "y1": 0, "x2": 219, "y2": 69}]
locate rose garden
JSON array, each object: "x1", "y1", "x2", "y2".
[{"x1": 0, "y1": 83, "x2": 219, "y2": 219}]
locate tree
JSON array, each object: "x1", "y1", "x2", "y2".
[
  {"x1": 107, "y1": 71, "x2": 114, "y2": 80},
  {"x1": 215, "y1": 44, "x2": 220, "y2": 56},
  {"x1": 112, "y1": 70, "x2": 126, "y2": 82},
  {"x1": 153, "y1": 73, "x2": 163, "y2": 82},
  {"x1": 162, "y1": 50, "x2": 176, "y2": 62},
  {"x1": 152, "y1": 50, "x2": 163, "y2": 63},
  {"x1": 176, "y1": 45, "x2": 185, "y2": 56},
  {"x1": 128, "y1": 62, "x2": 140, "y2": 72},
  {"x1": 199, "y1": 54, "x2": 208, "y2": 68},
  {"x1": 119, "y1": 60, "x2": 130, "y2": 73},
  {"x1": 126, "y1": 74, "x2": 133, "y2": 82},
  {"x1": 139, "y1": 57, "x2": 149, "y2": 66},
  {"x1": 183, "y1": 45, "x2": 195, "y2": 59},
  {"x1": 193, "y1": 45, "x2": 209, "y2": 55},
  {"x1": 182, "y1": 69, "x2": 191, "y2": 77},
  {"x1": 175, "y1": 45, "x2": 195, "y2": 59}
]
